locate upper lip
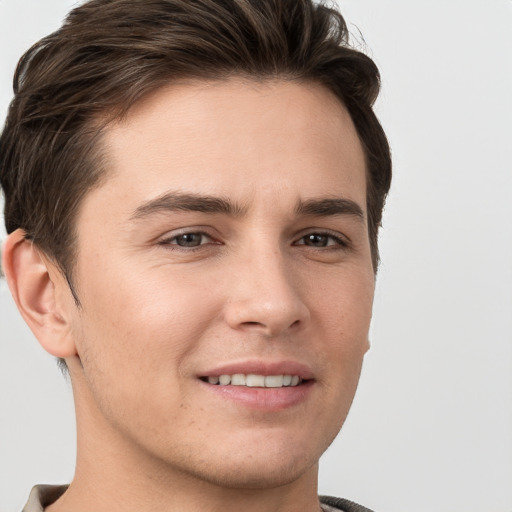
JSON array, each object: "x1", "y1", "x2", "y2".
[{"x1": 199, "y1": 360, "x2": 315, "y2": 380}]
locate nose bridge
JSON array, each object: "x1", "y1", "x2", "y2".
[{"x1": 224, "y1": 240, "x2": 309, "y2": 336}]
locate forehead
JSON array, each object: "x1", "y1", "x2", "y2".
[{"x1": 88, "y1": 78, "x2": 367, "y2": 219}]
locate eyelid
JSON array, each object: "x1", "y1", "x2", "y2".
[
  {"x1": 155, "y1": 227, "x2": 350, "y2": 249},
  {"x1": 158, "y1": 228, "x2": 219, "y2": 247},
  {"x1": 293, "y1": 229, "x2": 350, "y2": 248}
]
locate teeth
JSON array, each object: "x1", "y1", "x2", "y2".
[
  {"x1": 265, "y1": 375, "x2": 284, "y2": 388},
  {"x1": 231, "y1": 374, "x2": 246, "y2": 385},
  {"x1": 246, "y1": 374, "x2": 265, "y2": 387},
  {"x1": 219, "y1": 374, "x2": 231, "y2": 385},
  {"x1": 206, "y1": 374, "x2": 303, "y2": 388}
]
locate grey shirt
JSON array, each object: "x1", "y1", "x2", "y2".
[{"x1": 22, "y1": 484, "x2": 374, "y2": 512}]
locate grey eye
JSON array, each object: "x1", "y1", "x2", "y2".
[
  {"x1": 303, "y1": 234, "x2": 330, "y2": 247},
  {"x1": 174, "y1": 233, "x2": 205, "y2": 247}
]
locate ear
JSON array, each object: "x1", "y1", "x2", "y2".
[{"x1": 2, "y1": 229, "x2": 78, "y2": 358}]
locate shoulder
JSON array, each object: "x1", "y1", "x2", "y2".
[
  {"x1": 22, "y1": 485, "x2": 68, "y2": 512},
  {"x1": 320, "y1": 495, "x2": 375, "y2": 512}
]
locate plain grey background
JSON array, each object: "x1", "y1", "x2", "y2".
[{"x1": 1, "y1": 1, "x2": 511, "y2": 511}]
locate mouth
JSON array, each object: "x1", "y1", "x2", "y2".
[
  {"x1": 200, "y1": 374, "x2": 305, "y2": 388},
  {"x1": 198, "y1": 362, "x2": 314, "y2": 411}
]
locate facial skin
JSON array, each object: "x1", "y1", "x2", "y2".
[{"x1": 12, "y1": 79, "x2": 375, "y2": 512}]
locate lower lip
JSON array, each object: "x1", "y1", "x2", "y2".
[{"x1": 200, "y1": 380, "x2": 314, "y2": 411}]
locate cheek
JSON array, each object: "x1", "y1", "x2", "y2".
[
  {"x1": 311, "y1": 264, "x2": 374, "y2": 337},
  {"x1": 70, "y1": 271, "x2": 221, "y2": 435},
  {"x1": 74, "y1": 267, "x2": 221, "y2": 388},
  {"x1": 309, "y1": 268, "x2": 373, "y2": 397}
]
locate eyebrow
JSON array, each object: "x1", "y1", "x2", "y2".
[
  {"x1": 130, "y1": 191, "x2": 364, "y2": 222},
  {"x1": 130, "y1": 191, "x2": 247, "y2": 220},
  {"x1": 295, "y1": 197, "x2": 364, "y2": 221}
]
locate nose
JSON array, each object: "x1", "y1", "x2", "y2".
[{"x1": 223, "y1": 248, "x2": 310, "y2": 337}]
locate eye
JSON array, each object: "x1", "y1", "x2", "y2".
[
  {"x1": 295, "y1": 232, "x2": 347, "y2": 248},
  {"x1": 160, "y1": 231, "x2": 214, "y2": 248}
]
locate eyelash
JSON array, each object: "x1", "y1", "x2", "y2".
[
  {"x1": 158, "y1": 231, "x2": 215, "y2": 251},
  {"x1": 294, "y1": 231, "x2": 349, "y2": 249},
  {"x1": 158, "y1": 230, "x2": 350, "y2": 251}
]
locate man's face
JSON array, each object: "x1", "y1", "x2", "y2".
[{"x1": 66, "y1": 79, "x2": 374, "y2": 489}]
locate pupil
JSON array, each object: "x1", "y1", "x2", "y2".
[
  {"x1": 177, "y1": 233, "x2": 202, "y2": 247},
  {"x1": 306, "y1": 234, "x2": 327, "y2": 247}
]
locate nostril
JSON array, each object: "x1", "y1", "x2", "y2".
[{"x1": 224, "y1": 294, "x2": 309, "y2": 337}]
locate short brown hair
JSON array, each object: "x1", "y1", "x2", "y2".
[{"x1": 1, "y1": 0, "x2": 391, "y2": 287}]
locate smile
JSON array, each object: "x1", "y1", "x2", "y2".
[
  {"x1": 199, "y1": 363, "x2": 315, "y2": 410},
  {"x1": 204, "y1": 374, "x2": 302, "y2": 388}
]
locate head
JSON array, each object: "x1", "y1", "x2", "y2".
[
  {"x1": 0, "y1": 0, "x2": 391, "y2": 495},
  {"x1": 1, "y1": 0, "x2": 390, "y2": 281}
]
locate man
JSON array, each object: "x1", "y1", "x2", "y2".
[{"x1": 0, "y1": 0, "x2": 391, "y2": 511}]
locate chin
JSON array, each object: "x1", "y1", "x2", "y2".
[
  {"x1": 159, "y1": 430, "x2": 330, "y2": 492},
  {"x1": 188, "y1": 453, "x2": 318, "y2": 491}
]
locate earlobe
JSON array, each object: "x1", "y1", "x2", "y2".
[{"x1": 2, "y1": 229, "x2": 77, "y2": 358}]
